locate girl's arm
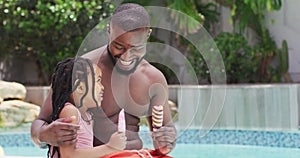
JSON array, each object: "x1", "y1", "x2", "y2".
[
  {"x1": 60, "y1": 143, "x2": 120, "y2": 158},
  {"x1": 58, "y1": 105, "x2": 126, "y2": 158}
]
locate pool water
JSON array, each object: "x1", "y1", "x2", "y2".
[
  {"x1": 1, "y1": 127, "x2": 300, "y2": 157},
  {"x1": 3, "y1": 143, "x2": 300, "y2": 158},
  {"x1": 3, "y1": 146, "x2": 46, "y2": 157},
  {"x1": 169, "y1": 144, "x2": 300, "y2": 158}
]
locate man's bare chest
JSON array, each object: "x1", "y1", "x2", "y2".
[{"x1": 101, "y1": 74, "x2": 151, "y2": 117}]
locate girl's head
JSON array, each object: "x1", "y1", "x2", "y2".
[{"x1": 50, "y1": 57, "x2": 104, "y2": 121}]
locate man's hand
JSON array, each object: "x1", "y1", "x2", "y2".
[
  {"x1": 39, "y1": 116, "x2": 80, "y2": 147},
  {"x1": 151, "y1": 126, "x2": 176, "y2": 155}
]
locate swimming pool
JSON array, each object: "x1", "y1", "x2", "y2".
[
  {"x1": 1, "y1": 129, "x2": 300, "y2": 157},
  {"x1": 2, "y1": 144, "x2": 300, "y2": 158}
]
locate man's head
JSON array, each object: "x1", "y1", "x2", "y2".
[{"x1": 107, "y1": 3, "x2": 152, "y2": 75}]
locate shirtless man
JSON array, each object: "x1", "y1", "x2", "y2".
[{"x1": 31, "y1": 3, "x2": 176, "y2": 155}]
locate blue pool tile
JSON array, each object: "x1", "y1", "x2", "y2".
[{"x1": 1, "y1": 129, "x2": 300, "y2": 148}]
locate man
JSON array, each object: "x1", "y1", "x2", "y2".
[{"x1": 31, "y1": 3, "x2": 176, "y2": 155}]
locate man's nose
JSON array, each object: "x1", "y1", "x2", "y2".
[
  {"x1": 101, "y1": 84, "x2": 104, "y2": 91},
  {"x1": 121, "y1": 49, "x2": 132, "y2": 60}
]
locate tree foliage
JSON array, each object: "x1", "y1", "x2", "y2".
[
  {"x1": 218, "y1": 0, "x2": 290, "y2": 83},
  {"x1": 0, "y1": 0, "x2": 114, "y2": 85}
]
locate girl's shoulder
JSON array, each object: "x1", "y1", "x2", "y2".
[{"x1": 58, "y1": 102, "x2": 79, "y2": 124}]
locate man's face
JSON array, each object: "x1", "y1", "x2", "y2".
[{"x1": 108, "y1": 24, "x2": 149, "y2": 74}]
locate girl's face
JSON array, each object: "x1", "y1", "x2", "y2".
[
  {"x1": 84, "y1": 64, "x2": 104, "y2": 108},
  {"x1": 93, "y1": 65, "x2": 104, "y2": 106}
]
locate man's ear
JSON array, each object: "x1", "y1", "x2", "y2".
[
  {"x1": 107, "y1": 23, "x2": 112, "y2": 43},
  {"x1": 147, "y1": 28, "x2": 152, "y2": 38},
  {"x1": 107, "y1": 23, "x2": 110, "y2": 34}
]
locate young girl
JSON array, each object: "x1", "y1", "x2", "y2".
[{"x1": 48, "y1": 57, "x2": 126, "y2": 158}]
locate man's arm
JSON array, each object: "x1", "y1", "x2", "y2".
[
  {"x1": 147, "y1": 70, "x2": 177, "y2": 155},
  {"x1": 30, "y1": 88, "x2": 80, "y2": 147},
  {"x1": 148, "y1": 102, "x2": 176, "y2": 155}
]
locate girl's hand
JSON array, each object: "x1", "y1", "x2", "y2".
[{"x1": 106, "y1": 131, "x2": 127, "y2": 150}]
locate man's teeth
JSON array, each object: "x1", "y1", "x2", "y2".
[{"x1": 120, "y1": 60, "x2": 133, "y2": 66}]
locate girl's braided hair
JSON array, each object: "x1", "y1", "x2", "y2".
[{"x1": 48, "y1": 57, "x2": 99, "y2": 158}]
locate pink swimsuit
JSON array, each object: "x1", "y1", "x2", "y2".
[
  {"x1": 50, "y1": 103, "x2": 94, "y2": 157},
  {"x1": 74, "y1": 104, "x2": 93, "y2": 149}
]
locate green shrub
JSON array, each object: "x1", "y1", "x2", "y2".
[
  {"x1": 0, "y1": 0, "x2": 114, "y2": 85},
  {"x1": 215, "y1": 32, "x2": 260, "y2": 83}
]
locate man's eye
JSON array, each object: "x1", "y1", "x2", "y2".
[
  {"x1": 134, "y1": 47, "x2": 142, "y2": 51},
  {"x1": 115, "y1": 46, "x2": 124, "y2": 50},
  {"x1": 131, "y1": 47, "x2": 144, "y2": 53}
]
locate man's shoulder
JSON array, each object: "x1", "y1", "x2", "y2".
[
  {"x1": 81, "y1": 45, "x2": 107, "y2": 63},
  {"x1": 138, "y1": 61, "x2": 166, "y2": 83}
]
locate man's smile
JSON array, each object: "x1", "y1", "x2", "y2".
[{"x1": 119, "y1": 59, "x2": 134, "y2": 66}]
